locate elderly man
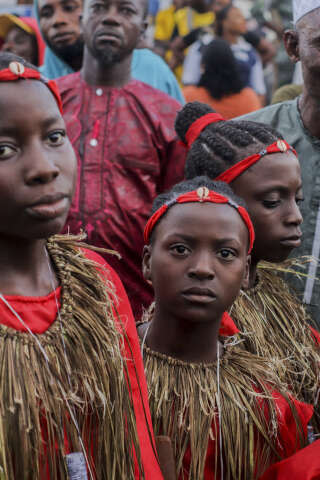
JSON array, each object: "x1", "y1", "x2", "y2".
[
  {"x1": 56, "y1": 0, "x2": 186, "y2": 318},
  {"x1": 237, "y1": 0, "x2": 320, "y2": 325},
  {"x1": 34, "y1": 0, "x2": 184, "y2": 101}
]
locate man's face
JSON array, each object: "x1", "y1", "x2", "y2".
[
  {"x1": 81, "y1": 0, "x2": 147, "y2": 66},
  {"x1": 296, "y1": 9, "x2": 320, "y2": 94},
  {"x1": 38, "y1": 0, "x2": 83, "y2": 58}
]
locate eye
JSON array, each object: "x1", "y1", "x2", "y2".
[
  {"x1": 217, "y1": 249, "x2": 236, "y2": 261},
  {"x1": 63, "y1": 2, "x2": 78, "y2": 12},
  {"x1": 296, "y1": 196, "x2": 304, "y2": 205},
  {"x1": 91, "y1": 2, "x2": 104, "y2": 11},
  {"x1": 0, "y1": 144, "x2": 16, "y2": 160},
  {"x1": 170, "y1": 244, "x2": 190, "y2": 256},
  {"x1": 120, "y1": 6, "x2": 135, "y2": 14},
  {"x1": 262, "y1": 199, "x2": 281, "y2": 209},
  {"x1": 39, "y1": 7, "x2": 53, "y2": 18},
  {"x1": 47, "y1": 130, "x2": 66, "y2": 146}
]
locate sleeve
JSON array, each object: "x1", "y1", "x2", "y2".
[
  {"x1": 259, "y1": 440, "x2": 320, "y2": 480},
  {"x1": 81, "y1": 249, "x2": 164, "y2": 480},
  {"x1": 249, "y1": 51, "x2": 266, "y2": 96}
]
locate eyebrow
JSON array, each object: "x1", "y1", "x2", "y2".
[
  {"x1": 0, "y1": 115, "x2": 63, "y2": 136},
  {"x1": 165, "y1": 233, "x2": 241, "y2": 245},
  {"x1": 256, "y1": 184, "x2": 302, "y2": 194}
]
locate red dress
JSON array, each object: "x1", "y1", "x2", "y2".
[
  {"x1": 0, "y1": 249, "x2": 163, "y2": 479},
  {"x1": 57, "y1": 72, "x2": 186, "y2": 318}
]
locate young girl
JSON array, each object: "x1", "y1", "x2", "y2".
[
  {"x1": 0, "y1": 52, "x2": 163, "y2": 479},
  {"x1": 138, "y1": 176, "x2": 313, "y2": 479},
  {"x1": 175, "y1": 101, "x2": 320, "y2": 420}
]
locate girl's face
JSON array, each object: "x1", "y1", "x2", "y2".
[
  {"x1": 143, "y1": 202, "x2": 250, "y2": 324},
  {"x1": 0, "y1": 79, "x2": 77, "y2": 241},
  {"x1": 231, "y1": 151, "x2": 303, "y2": 264}
]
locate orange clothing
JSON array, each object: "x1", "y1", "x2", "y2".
[{"x1": 183, "y1": 85, "x2": 262, "y2": 119}]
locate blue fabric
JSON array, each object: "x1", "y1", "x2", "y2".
[
  {"x1": 148, "y1": 0, "x2": 159, "y2": 16},
  {"x1": 34, "y1": 0, "x2": 184, "y2": 103}
]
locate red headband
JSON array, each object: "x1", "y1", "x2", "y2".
[
  {"x1": 144, "y1": 186, "x2": 255, "y2": 253},
  {"x1": 0, "y1": 62, "x2": 63, "y2": 114},
  {"x1": 215, "y1": 139, "x2": 297, "y2": 183},
  {"x1": 183, "y1": 113, "x2": 225, "y2": 148}
]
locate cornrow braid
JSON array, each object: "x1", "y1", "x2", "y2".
[{"x1": 175, "y1": 102, "x2": 283, "y2": 180}]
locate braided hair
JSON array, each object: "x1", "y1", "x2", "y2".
[
  {"x1": 176, "y1": 102, "x2": 283, "y2": 180},
  {"x1": 149, "y1": 176, "x2": 247, "y2": 243}
]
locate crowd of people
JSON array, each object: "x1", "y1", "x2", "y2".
[{"x1": 0, "y1": 0, "x2": 320, "y2": 478}]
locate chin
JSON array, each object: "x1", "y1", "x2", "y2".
[{"x1": 27, "y1": 217, "x2": 68, "y2": 240}]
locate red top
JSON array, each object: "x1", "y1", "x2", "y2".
[
  {"x1": 259, "y1": 440, "x2": 320, "y2": 480},
  {"x1": 0, "y1": 249, "x2": 163, "y2": 480},
  {"x1": 57, "y1": 72, "x2": 186, "y2": 319}
]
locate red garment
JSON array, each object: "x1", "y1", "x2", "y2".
[
  {"x1": 0, "y1": 248, "x2": 163, "y2": 480},
  {"x1": 57, "y1": 72, "x2": 186, "y2": 319},
  {"x1": 259, "y1": 440, "x2": 320, "y2": 480},
  {"x1": 181, "y1": 389, "x2": 313, "y2": 479}
]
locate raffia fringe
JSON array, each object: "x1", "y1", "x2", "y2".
[
  {"x1": 144, "y1": 344, "x2": 306, "y2": 480},
  {"x1": 230, "y1": 259, "x2": 320, "y2": 424},
  {"x1": 0, "y1": 234, "x2": 144, "y2": 479}
]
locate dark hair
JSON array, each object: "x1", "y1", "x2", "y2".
[
  {"x1": 149, "y1": 176, "x2": 247, "y2": 243},
  {"x1": 175, "y1": 102, "x2": 283, "y2": 180},
  {"x1": 199, "y1": 38, "x2": 244, "y2": 99},
  {"x1": 0, "y1": 51, "x2": 37, "y2": 70},
  {"x1": 215, "y1": 3, "x2": 233, "y2": 36}
]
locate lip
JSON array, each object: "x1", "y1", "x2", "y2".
[
  {"x1": 181, "y1": 287, "x2": 216, "y2": 304},
  {"x1": 280, "y1": 235, "x2": 302, "y2": 248},
  {"x1": 51, "y1": 32, "x2": 75, "y2": 44},
  {"x1": 25, "y1": 193, "x2": 69, "y2": 220},
  {"x1": 96, "y1": 30, "x2": 121, "y2": 42}
]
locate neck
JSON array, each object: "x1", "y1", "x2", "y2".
[
  {"x1": 222, "y1": 31, "x2": 238, "y2": 44},
  {"x1": 0, "y1": 237, "x2": 58, "y2": 296},
  {"x1": 299, "y1": 88, "x2": 320, "y2": 138},
  {"x1": 68, "y1": 55, "x2": 83, "y2": 72},
  {"x1": 248, "y1": 260, "x2": 258, "y2": 289},
  {"x1": 146, "y1": 306, "x2": 221, "y2": 363},
  {"x1": 81, "y1": 48, "x2": 132, "y2": 86}
]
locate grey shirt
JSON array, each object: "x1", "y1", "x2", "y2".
[{"x1": 237, "y1": 98, "x2": 320, "y2": 324}]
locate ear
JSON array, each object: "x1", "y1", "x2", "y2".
[
  {"x1": 142, "y1": 245, "x2": 153, "y2": 285},
  {"x1": 283, "y1": 29, "x2": 300, "y2": 63},
  {"x1": 241, "y1": 255, "x2": 251, "y2": 290}
]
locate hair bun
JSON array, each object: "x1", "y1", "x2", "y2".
[{"x1": 175, "y1": 102, "x2": 215, "y2": 142}]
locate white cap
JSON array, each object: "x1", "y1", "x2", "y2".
[{"x1": 293, "y1": 0, "x2": 320, "y2": 24}]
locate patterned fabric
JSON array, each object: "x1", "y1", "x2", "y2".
[{"x1": 57, "y1": 72, "x2": 186, "y2": 318}]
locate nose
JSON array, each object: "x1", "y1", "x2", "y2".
[
  {"x1": 51, "y1": 8, "x2": 68, "y2": 27},
  {"x1": 101, "y1": 5, "x2": 121, "y2": 25},
  {"x1": 188, "y1": 250, "x2": 215, "y2": 280},
  {"x1": 24, "y1": 143, "x2": 60, "y2": 186},
  {"x1": 285, "y1": 200, "x2": 303, "y2": 226}
]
